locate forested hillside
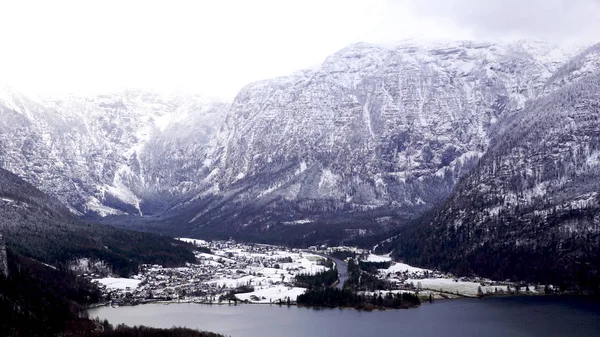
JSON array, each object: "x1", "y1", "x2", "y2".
[
  {"x1": 0, "y1": 167, "x2": 196, "y2": 276},
  {"x1": 379, "y1": 65, "x2": 600, "y2": 291},
  {"x1": 0, "y1": 250, "x2": 224, "y2": 337},
  {"x1": 0, "y1": 166, "x2": 217, "y2": 335}
]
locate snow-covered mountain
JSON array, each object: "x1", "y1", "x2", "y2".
[
  {"x1": 1, "y1": 38, "x2": 598, "y2": 288},
  {"x1": 0, "y1": 89, "x2": 228, "y2": 217},
  {"x1": 167, "y1": 40, "x2": 578, "y2": 242},
  {"x1": 0, "y1": 39, "x2": 593, "y2": 246},
  {"x1": 378, "y1": 43, "x2": 600, "y2": 288}
]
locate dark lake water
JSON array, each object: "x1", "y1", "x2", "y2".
[{"x1": 89, "y1": 296, "x2": 600, "y2": 337}]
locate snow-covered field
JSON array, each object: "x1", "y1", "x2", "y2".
[
  {"x1": 406, "y1": 278, "x2": 537, "y2": 296},
  {"x1": 93, "y1": 277, "x2": 142, "y2": 291},
  {"x1": 361, "y1": 254, "x2": 515, "y2": 298},
  {"x1": 364, "y1": 253, "x2": 392, "y2": 262},
  {"x1": 235, "y1": 285, "x2": 307, "y2": 303},
  {"x1": 361, "y1": 253, "x2": 435, "y2": 279},
  {"x1": 178, "y1": 238, "x2": 210, "y2": 247},
  {"x1": 407, "y1": 278, "x2": 483, "y2": 296},
  {"x1": 382, "y1": 262, "x2": 427, "y2": 274},
  {"x1": 360, "y1": 253, "x2": 543, "y2": 298}
]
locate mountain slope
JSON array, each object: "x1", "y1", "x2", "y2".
[
  {"x1": 0, "y1": 40, "x2": 592, "y2": 248},
  {"x1": 0, "y1": 250, "x2": 101, "y2": 337},
  {"x1": 0, "y1": 90, "x2": 228, "y2": 217},
  {"x1": 0, "y1": 167, "x2": 195, "y2": 276},
  {"x1": 169, "y1": 40, "x2": 574, "y2": 243},
  {"x1": 379, "y1": 47, "x2": 600, "y2": 289}
]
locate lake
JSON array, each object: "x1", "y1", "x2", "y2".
[{"x1": 89, "y1": 296, "x2": 600, "y2": 337}]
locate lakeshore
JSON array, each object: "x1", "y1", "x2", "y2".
[
  {"x1": 88, "y1": 296, "x2": 600, "y2": 337},
  {"x1": 82, "y1": 238, "x2": 564, "y2": 310}
]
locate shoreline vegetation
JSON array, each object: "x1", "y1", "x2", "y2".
[
  {"x1": 292, "y1": 258, "x2": 422, "y2": 310},
  {"x1": 297, "y1": 287, "x2": 422, "y2": 310},
  {"x1": 2, "y1": 241, "x2": 582, "y2": 336},
  {"x1": 88, "y1": 247, "x2": 588, "y2": 312},
  {"x1": 91, "y1": 239, "x2": 593, "y2": 313},
  {"x1": 0, "y1": 250, "x2": 227, "y2": 337},
  {"x1": 87, "y1": 289, "x2": 588, "y2": 314}
]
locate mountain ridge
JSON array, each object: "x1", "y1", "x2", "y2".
[
  {"x1": 377, "y1": 45, "x2": 600, "y2": 288},
  {"x1": 0, "y1": 89, "x2": 229, "y2": 217},
  {"x1": 0, "y1": 39, "x2": 595, "y2": 249},
  {"x1": 163, "y1": 39, "x2": 579, "y2": 243}
]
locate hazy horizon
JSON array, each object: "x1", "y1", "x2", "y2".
[{"x1": 1, "y1": 0, "x2": 598, "y2": 99}]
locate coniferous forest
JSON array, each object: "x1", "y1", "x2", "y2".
[
  {"x1": 0, "y1": 168, "x2": 221, "y2": 336},
  {"x1": 295, "y1": 258, "x2": 420, "y2": 309},
  {"x1": 294, "y1": 266, "x2": 339, "y2": 288},
  {"x1": 0, "y1": 250, "x2": 225, "y2": 337},
  {"x1": 297, "y1": 288, "x2": 420, "y2": 310}
]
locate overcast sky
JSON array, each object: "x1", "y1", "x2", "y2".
[{"x1": 0, "y1": 0, "x2": 598, "y2": 98}]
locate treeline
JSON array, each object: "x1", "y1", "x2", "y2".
[
  {"x1": 160, "y1": 192, "x2": 406, "y2": 249},
  {"x1": 293, "y1": 257, "x2": 420, "y2": 310},
  {"x1": 318, "y1": 257, "x2": 334, "y2": 268},
  {"x1": 381, "y1": 193, "x2": 600, "y2": 292},
  {"x1": 4, "y1": 224, "x2": 198, "y2": 276},
  {"x1": 96, "y1": 323, "x2": 224, "y2": 337},
  {"x1": 0, "y1": 250, "x2": 100, "y2": 336},
  {"x1": 0, "y1": 167, "x2": 197, "y2": 277},
  {"x1": 294, "y1": 267, "x2": 338, "y2": 289},
  {"x1": 345, "y1": 259, "x2": 392, "y2": 291},
  {"x1": 358, "y1": 261, "x2": 391, "y2": 273},
  {"x1": 329, "y1": 250, "x2": 356, "y2": 261},
  {"x1": 297, "y1": 288, "x2": 420, "y2": 310}
]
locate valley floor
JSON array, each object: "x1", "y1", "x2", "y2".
[{"x1": 89, "y1": 239, "x2": 551, "y2": 307}]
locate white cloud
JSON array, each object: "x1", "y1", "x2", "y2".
[
  {"x1": 399, "y1": 0, "x2": 600, "y2": 43},
  {"x1": 0, "y1": 0, "x2": 596, "y2": 98}
]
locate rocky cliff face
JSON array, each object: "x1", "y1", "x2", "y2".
[
  {"x1": 171, "y1": 40, "x2": 575, "y2": 242},
  {"x1": 0, "y1": 89, "x2": 228, "y2": 217},
  {"x1": 380, "y1": 44, "x2": 600, "y2": 289}
]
